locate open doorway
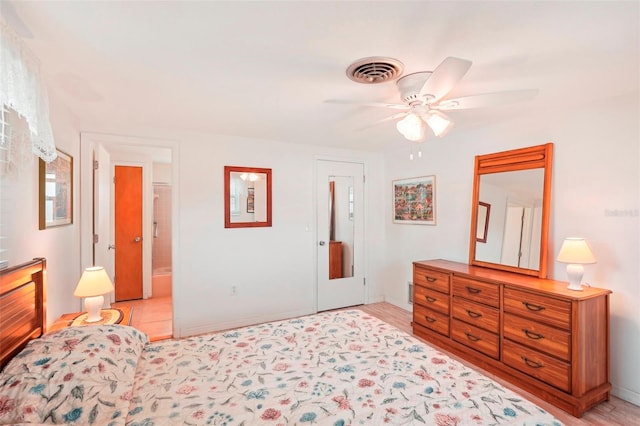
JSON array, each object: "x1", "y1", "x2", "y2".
[
  {"x1": 80, "y1": 133, "x2": 176, "y2": 340},
  {"x1": 152, "y1": 182, "x2": 172, "y2": 298}
]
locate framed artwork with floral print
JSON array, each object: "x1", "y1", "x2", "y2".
[{"x1": 393, "y1": 175, "x2": 436, "y2": 225}]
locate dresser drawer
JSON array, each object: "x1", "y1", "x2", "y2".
[
  {"x1": 504, "y1": 287, "x2": 571, "y2": 330},
  {"x1": 452, "y1": 276, "x2": 499, "y2": 308},
  {"x1": 452, "y1": 296, "x2": 499, "y2": 333},
  {"x1": 451, "y1": 319, "x2": 499, "y2": 359},
  {"x1": 503, "y1": 339, "x2": 570, "y2": 392},
  {"x1": 414, "y1": 266, "x2": 450, "y2": 294},
  {"x1": 414, "y1": 285, "x2": 449, "y2": 315},
  {"x1": 503, "y1": 312, "x2": 570, "y2": 361},
  {"x1": 413, "y1": 304, "x2": 449, "y2": 337}
]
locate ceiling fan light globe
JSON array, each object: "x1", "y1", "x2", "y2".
[
  {"x1": 404, "y1": 131, "x2": 424, "y2": 141},
  {"x1": 425, "y1": 111, "x2": 454, "y2": 137},
  {"x1": 396, "y1": 113, "x2": 424, "y2": 141}
]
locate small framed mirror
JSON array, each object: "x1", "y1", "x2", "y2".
[
  {"x1": 224, "y1": 166, "x2": 272, "y2": 228},
  {"x1": 468, "y1": 143, "x2": 553, "y2": 278}
]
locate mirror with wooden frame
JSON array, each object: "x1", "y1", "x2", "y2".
[
  {"x1": 468, "y1": 143, "x2": 553, "y2": 278},
  {"x1": 224, "y1": 166, "x2": 272, "y2": 228}
]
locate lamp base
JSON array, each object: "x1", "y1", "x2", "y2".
[
  {"x1": 566, "y1": 263, "x2": 585, "y2": 291},
  {"x1": 83, "y1": 295, "x2": 105, "y2": 322}
]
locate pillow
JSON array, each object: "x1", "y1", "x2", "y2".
[{"x1": 0, "y1": 325, "x2": 148, "y2": 424}]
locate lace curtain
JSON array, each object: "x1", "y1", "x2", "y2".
[{"x1": 0, "y1": 19, "x2": 57, "y2": 163}]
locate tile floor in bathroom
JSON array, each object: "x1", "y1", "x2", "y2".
[{"x1": 113, "y1": 296, "x2": 172, "y2": 341}]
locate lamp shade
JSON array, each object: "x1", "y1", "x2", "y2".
[
  {"x1": 556, "y1": 238, "x2": 596, "y2": 264},
  {"x1": 73, "y1": 266, "x2": 114, "y2": 298}
]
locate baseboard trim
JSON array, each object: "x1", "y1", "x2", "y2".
[
  {"x1": 383, "y1": 296, "x2": 413, "y2": 313},
  {"x1": 611, "y1": 384, "x2": 640, "y2": 406},
  {"x1": 177, "y1": 308, "x2": 314, "y2": 338}
]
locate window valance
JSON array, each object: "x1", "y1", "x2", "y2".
[{"x1": 0, "y1": 20, "x2": 56, "y2": 162}]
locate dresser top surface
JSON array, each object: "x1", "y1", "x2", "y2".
[{"x1": 414, "y1": 259, "x2": 611, "y2": 300}]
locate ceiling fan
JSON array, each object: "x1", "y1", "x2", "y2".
[{"x1": 327, "y1": 57, "x2": 537, "y2": 141}]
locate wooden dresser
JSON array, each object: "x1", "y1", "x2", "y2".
[{"x1": 412, "y1": 259, "x2": 611, "y2": 417}]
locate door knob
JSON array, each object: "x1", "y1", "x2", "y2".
[
  {"x1": 108, "y1": 244, "x2": 116, "y2": 250},
  {"x1": 319, "y1": 241, "x2": 326, "y2": 246},
  {"x1": 134, "y1": 236, "x2": 142, "y2": 243}
]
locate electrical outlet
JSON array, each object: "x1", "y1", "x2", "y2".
[{"x1": 231, "y1": 285, "x2": 237, "y2": 296}]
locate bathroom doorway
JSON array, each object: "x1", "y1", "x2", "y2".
[
  {"x1": 152, "y1": 182, "x2": 172, "y2": 298},
  {"x1": 80, "y1": 132, "x2": 175, "y2": 340}
]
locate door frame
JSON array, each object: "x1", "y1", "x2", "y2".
[
  {"x1": 80, "y1": 133, "x2": 179, "y2": 307},
  {"x1": 313, "y1": 156, "x2": 367, "y2": 312}
]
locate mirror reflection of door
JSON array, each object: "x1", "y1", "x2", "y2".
[
  {"x1": 329, "y1": 177, "x2": 354, "y2": 280},
  {"x1": 475, "y1": 169, "x2": 543, "y2": 270},
  {"x1": 501, "y1": 199, "x2": 541, "y2": 269}
]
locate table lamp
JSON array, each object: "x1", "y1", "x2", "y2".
[
  {"x1": 556, "y1": 238, "x2": 596, "y2": 291},
  {"x1": 73, "y1": 266, "x2": 115, "y2": 322}
]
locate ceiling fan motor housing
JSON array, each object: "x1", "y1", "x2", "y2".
[{"x1": 396, "y1": 72, "x2": 432, "y2": 104}]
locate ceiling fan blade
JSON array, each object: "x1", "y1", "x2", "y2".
[
  {"x1": 419, "y1": 57, "x2": 472, "y2": 102},
  {"x1": 436, "y1": 90, "x2": 539, "y2": 110},
  {"x1": 324, "y1": 99, "x2": 409, "y2": 110},
  {"x1": 354, "y1": 112, "x2": 407, "y2": 131}
]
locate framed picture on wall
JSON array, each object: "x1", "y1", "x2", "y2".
[
  {"x1": 393, "y1": 175, "x2": 436, "y2": 225},
  {"x1": 39, "y1": 149, "x2": 73, "y2": 229}
]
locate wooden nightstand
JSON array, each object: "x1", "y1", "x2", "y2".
[{"x1": 48, "y1": 306, "x2": 133, "y2": 333}]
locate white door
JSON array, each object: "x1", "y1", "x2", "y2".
[
  {"x1": 316, "y1": 160, "x2": 365, "y2": 311},
  {"x1": 94, "y1": 145, "x2": 114, "y2": 303}
]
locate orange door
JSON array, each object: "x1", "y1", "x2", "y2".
[{"x1": 114, "y1": 166, "x2": 143, "y2": 301}]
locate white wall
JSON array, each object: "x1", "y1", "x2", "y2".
[
  {"x1": 7, "y1": 92, "x2": 82, "y2": 324},
  {"x1": 169, "y1": 132, "x2": 385, "y2": 336},
  {"x1": 382, "y1": 92, "x2": 640, "y2": 404}
]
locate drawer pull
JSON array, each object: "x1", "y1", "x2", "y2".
[
  {"x1": 425, "y1": 275, "x2": 437, "y2": 283},
  {"x1": 522, "y1": 301, "x2": 546, "y2": 312},
  {"x1": 466, "y1": 310, "x2": 482, "y2": 319},
  {"x1": 466, "y1": 286, "x2": 481, "y2": 294},
  {"x1": 465, "y1": 332, "x2": 480, "y2": 342},
  {"x1": 523, "y1": 329, "x2": 544, "y2": 340},
  {"x1": 424, "y1": 316, "x2": 436, "y2": 323},
  {"x1": 425, "y1": 296, "x2": 437, "y2": 303},
  {"x1": 521, "y1": 356, "x2": 543, "y2": 369}
]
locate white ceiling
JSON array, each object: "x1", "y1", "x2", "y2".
[{"x1": 4, "y1": 1, "x2": 639, "y2": 151}]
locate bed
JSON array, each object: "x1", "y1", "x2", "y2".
[{"x1": 0, "y1": 259, "x2": 563, "y2": 425}]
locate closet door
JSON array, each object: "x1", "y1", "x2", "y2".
[{"x1": 316, "y1": 160, "x2": 364, "y2": 311}]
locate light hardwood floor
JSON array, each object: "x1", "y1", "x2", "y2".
[{"x1": 117, "y1": 298, "x2": 640, "y2": 425}]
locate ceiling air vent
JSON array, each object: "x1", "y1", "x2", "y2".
[{"x1": 346, "y1": 57, "x2": 404, "y2": 84}]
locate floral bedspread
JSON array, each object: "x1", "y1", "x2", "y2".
[
  {"x1": 0, "y1": 325, "x2": 148, "y2": 425},
  {"x1": 0, "y1": 310, "x2": 563, "y2": 425},
  {"x1": 128, "y1": 310, "x2": 562, "y2": 425}
]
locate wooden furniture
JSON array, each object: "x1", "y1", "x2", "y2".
[
  {"x1": 469, "y1": 143, "x2": 553, "y2": 278},
  {"x1": 329, "y1": 240, "x2": 343, "y2": 279},
  {"x1": 0, "y1": 258, "x2": 47, "y2": 370},
  {"x1": 48, "y1": 306, "x2": 133, "y2": 333},
  {"x1": 412, "y1": 259, "x2": 611, "y2": 417}
]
